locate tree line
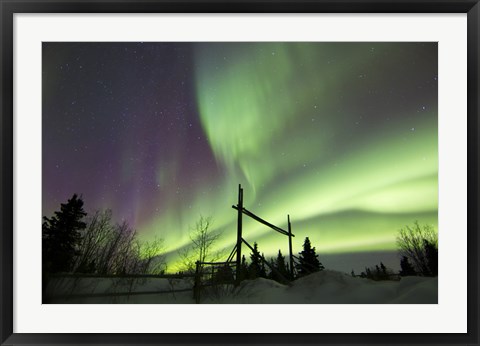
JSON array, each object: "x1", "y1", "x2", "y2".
[
  {"x1": 42, "y1": 194, "x2": 165, "y2": 278},
  {"x1": 43, "y1": 194, "x2": 438, "y2": 289},
  {"x1": 42, "y1": 194, "x2": 327, "y2": 289},
  {"x1": 352, "y1": 221, "x2": 438, "y2": 280},
  {"x1": 230, "y1": 236, "x2": 325, "y2": 283}
]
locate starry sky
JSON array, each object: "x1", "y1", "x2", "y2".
[{"x1": 42, "y1": 42, "x2": 438, "y2": 272}]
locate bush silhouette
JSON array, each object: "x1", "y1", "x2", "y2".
[{"x1": 396, "y1": 221, "x2": 438, "y2": 276}]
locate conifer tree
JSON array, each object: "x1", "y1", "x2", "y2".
[
  {"x1": 424, "y1": 240, "x2": 438, "y2": 276},
  {"x1": 260, "y1": 253, "x2": 267, "y2": 278},
  {"x1": 267, "y1": 258, "x2": 276, "y2": 280},
  {"x1": 238, "y1": 254, "x2": 248, "y2": 281},
  {"x1": 248, "y1": 242, "x2": 263, "y2": 279},
  {"x1": 380, "y1": 262, "x2": 388, "y2": 279},
  {"x1": 399, "y1": 256, "x2": 416, "y2": 276},
  {"x1": 380, "y1": 262, "x2": 387, "y2": 275},
  {"x1": 296, "y1": 237, "x2": 324, "y2": 277},
  {"x1": 42, "y1": 194, "x2": 87, "y2": 273},
  {"x1": 270, "y1": 250, "x2": 289, "y2": 283},
  {"x1": 275, "y1": 250, "x2": 288, "y2": 278}
]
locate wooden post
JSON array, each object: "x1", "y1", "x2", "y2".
[
  {"x1": 288, "y1": 215, "x2": 294, "y2": 280},
  {"x1": 194, "y1": 261, "x2": 201, "y2": 304},
  {"x1": 235, "y1": 184, "x2": 243, "y2": 285}
]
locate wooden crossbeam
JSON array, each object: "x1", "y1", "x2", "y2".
[
  {"x1": 232, "y1": 205, "x2": 293, "y2": 237},
  {"x1": 226, "y1": 244, "x2": 237, "y2": 263}
]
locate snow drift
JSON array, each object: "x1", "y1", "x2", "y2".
[
  {"x1": 209, "y1": 270, "x2": 437, "y2": 304},
  {"x1": 46, "y1": 270, "x2": 437, "y2": 304}
]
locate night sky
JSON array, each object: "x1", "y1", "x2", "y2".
[{"x1": 42, "y1": 42, "x2": 438, "y2": 272}]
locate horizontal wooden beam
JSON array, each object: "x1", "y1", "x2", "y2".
[
  {"x1": 49, "y1": 273, "x2": 195, "y2": 279},
  {"x1": 49, "y1": 288, "x2": 193, "y2": 300},
  {"x1": 197, "y1": 261, "x2": 236, "y2": 266}
]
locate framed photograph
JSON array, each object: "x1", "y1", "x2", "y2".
[{"x1": 1, "y1": 0, "x2": 478, "y2": 345}]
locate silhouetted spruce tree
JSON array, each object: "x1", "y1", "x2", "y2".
[
  {"x1": 424, "y1": 240, "x2": 438, "y2": 276},
  {"x1": 380, "y1": 262, "x2": 389, "y2": 279},
  {"x1": 360, "y1": 263, "x2": 392, "y2": 280},
  {"x1": 296, "y1": 237, "x2": 324, "y2": 277},
  {"x1": 399, "y1": 256, "x2": 416, "y2": 276},
  {"x1": 275, "y1": 250, "x2": 288, "y2": 279},
  {"x1": 380, "y1": 262, "x2": 387, "y2": 275},
  {"x1": 286, "y1": 263, "x2": 291, "y2": 278},
  {"x1": 267, "y1": 258, "x2": 275, "y2": 280},
  {"x1": 237, "y1": 254, "x2": 249, "y2": 282},
  {"x1": 270, "y1": 250, "x2": 289, "y2": 283},
  {"x1": 42, "y1": 194, "x2": 87, "y2": 273},
  {"x1": 248, "y1": 242, "x2": 264, "y2": 279},
  {"x1": 260, "y1": 253, "x2": 267, "y2": 278}
]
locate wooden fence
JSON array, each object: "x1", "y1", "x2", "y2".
[
  {"x1": 46, "y1": 185, "x2": 302, "y2": 304},
  {"x1": 45, "y1": 273, "x2": 196, "y2": 303},
  {"x1": 193, "y1": 261, "x2": 237, "y2": 303}
]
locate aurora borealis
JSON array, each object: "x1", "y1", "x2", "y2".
[{"x1": 42, "y1": 42, "x2": 437, "y2": 272}]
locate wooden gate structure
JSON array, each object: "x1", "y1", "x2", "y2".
[
  {"x1": 193, "y1": 184, "x2": 296, "y2": 303},
  {"x1": 231, "y1": 184, "x2": 296, "y2": 284}
]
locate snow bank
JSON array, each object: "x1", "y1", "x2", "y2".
[
  {"x1": 205, "y1": 270, "x2": 437, "y2": 304},
  {"x1": 46, "y1": 270, "x2": 437, "y2": 304}
]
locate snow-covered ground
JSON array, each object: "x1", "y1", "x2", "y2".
[
  {"x1": 209, "y1": 271, "x2": 437, "y2": 304},
  {"x1": 46, "y1": 270, "x2": 437, "y2": 304}
]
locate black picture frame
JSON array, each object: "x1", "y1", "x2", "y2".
[{"x1": 1, "y1": 1, "x2": 479, "y2": 345}]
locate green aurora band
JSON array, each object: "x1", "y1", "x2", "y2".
[{"x1": 140, "y1": 43, "x2": 437, "y2": 270}]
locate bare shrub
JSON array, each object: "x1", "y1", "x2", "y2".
[
  {"x1": 74, "y1": 210, "x2": 165, "y2": 275},
  {"x1": 396, "y1": 221, "x2": 438, "y2": 276},
  {"x1": 179, "y1": 216, "x2": 222, "y2": 273}
]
